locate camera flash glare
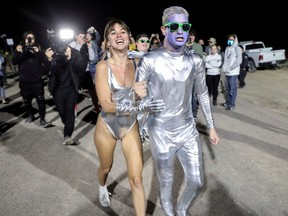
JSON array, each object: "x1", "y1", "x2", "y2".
[{"x1": 59, "y1": 29, "x2": 74, "y2": 40}]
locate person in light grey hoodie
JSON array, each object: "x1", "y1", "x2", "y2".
[{"x1": 222, "y1": 34, "x2": 242, "y2": 110}]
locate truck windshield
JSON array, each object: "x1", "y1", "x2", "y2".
[{"x1": 246, "y1": 44, "x2": 264, "y2": 50}]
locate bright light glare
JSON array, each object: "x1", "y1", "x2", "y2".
[{"x1": 59, "y1": 29, "x2": 74, "y2": 40}]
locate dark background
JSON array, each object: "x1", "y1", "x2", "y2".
[{"x1": 0, "y1": 0, "x2": 287, "y2": 55}]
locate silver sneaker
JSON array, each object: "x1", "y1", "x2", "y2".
[{"x1": 99, "y1": 187, "x2": 111, "y2": 207}]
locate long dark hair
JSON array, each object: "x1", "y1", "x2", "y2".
[{"x1": 20, "y1": 31, "x2": 40, "y2": 48}]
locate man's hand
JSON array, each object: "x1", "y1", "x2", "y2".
[
  {"x1": 116, "y1": 97, "x2": 165, "y2": 116},
  {"x1": 45, "y1": 48, "x2": 54, "y2": 61},
  {"x1": 209, "y1": 128, "x2": 220, "y2": 145},
  {"x1": 87, "y1": 26, "x2": 96, "y2": 33},
  {"x1": 65, "y1": 47, "x2": 72, "y2": 60},
  {"x1": 139, "y1": 97, "x2": 165, "y2": 113},
  {"x1": 32, "y1": 46, "x2": 40, "y2": 53}
]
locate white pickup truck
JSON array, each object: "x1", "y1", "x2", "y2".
[{"x1": 239, "y1": 41, "x2": 286, "y2": 72}]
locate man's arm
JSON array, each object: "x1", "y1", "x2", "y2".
[
  {"x1": 195, "y1": 59, "x2": 215, "y2": 129},
  {"x1": 195, "y1": 59, "x2": 219, "y2": 145}
]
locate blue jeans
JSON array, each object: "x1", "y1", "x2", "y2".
[
  {"x1": 225, "y1": 75, "x2": 238, "y2": 107},
  {"x1": 89, "y1": 63, "x2": 96, "y2": 82}
]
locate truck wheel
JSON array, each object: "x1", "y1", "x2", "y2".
[{"x1": 248, "y1": 60, "x2": 256, "y2": 73}]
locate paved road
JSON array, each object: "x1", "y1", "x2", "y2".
[{"x1": 1, "y1": 67, "x2": 288, "y2": 216}]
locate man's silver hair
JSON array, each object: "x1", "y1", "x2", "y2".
[{"x1": 162, "y1": 6, "x2": 189, "y2": 25}]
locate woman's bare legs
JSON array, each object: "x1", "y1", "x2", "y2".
[
  {"x1": 121, "y1": 124, "x2": 146, "y2": 216},
  {"x1": 94, "y1": 116, "x2": 117, "y2": 206},
  {"x1": 94, "y1": 116, "x2": 117, "y2": 186},
  {"x1": 94, "y1": 117, "x2": 146, "y2": 214}
]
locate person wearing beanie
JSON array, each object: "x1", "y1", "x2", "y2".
[{"x1": 205, "y1": 37, "x2": 217, "y2": 55}]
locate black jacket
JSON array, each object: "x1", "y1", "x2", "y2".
[
  {"x1": 12, "y1": 46, "x2": 48, "y2": 83},
  {"x1": 240, "y1": 52, "x2": 249, "y2": 70},
  {"x1": 45, "y1": 48, "x2": 86, "y2": 94}
]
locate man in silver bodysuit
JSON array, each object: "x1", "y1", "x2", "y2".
[{"x1": 133, "y1": 6, "x2": 220, "y2": 216}]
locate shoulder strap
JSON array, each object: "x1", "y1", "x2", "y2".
[{"x1": 132, "y1": 58, "x2": 137, "y2": 70}]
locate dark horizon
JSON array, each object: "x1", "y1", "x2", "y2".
[{"x1": 1, "y1": 1, "x2": 287, "y2": 55}]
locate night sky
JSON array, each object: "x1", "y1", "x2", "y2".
[{"x1": 1, "y1": 0, "x2": 287, "y2": 55}]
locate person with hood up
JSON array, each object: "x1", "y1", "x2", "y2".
[{"x1": 222, "y1": 34, "x2": 242, "y2": 110}]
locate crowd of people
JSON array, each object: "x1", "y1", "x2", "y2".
[{"x1": 0, "y1": 4, "x2": 253, "y2": 215}]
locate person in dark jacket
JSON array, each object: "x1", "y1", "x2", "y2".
[
  {"x1": 45, "y1": 45, "x2": 85, "y2": 145},
  {"x1": 238, "y1": 45, "x2": 249, "y2": 88},
  {"x1": 69, "y1": 30, "x2": 100, "y2": 114},
  {"x1": 12, "y1": 31, "x2": 51, "y2": 127}
]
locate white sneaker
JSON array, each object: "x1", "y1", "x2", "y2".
[
  {"x1": 74, "y1": 104, "x2": 78, "y2": 117},
  {"x1": 2, "y1": 99, "x2": 9, "y2": 104},
  {"x1": 63, "y1": 136, "x2": 74, "y2": 145},
  {"x1": 99, "y1": 187, "x2": 111, "y2": 207}
]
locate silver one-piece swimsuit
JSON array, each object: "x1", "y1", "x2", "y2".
[{"x1": 100, "y1": 61, "x2": 137, "y2": 140}]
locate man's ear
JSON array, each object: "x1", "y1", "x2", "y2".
[{"x1": 160, "y1": 26, "x2": 166, "y2": 36}]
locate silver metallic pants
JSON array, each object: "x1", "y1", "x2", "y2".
[{"x1": 151, "y1": 133, "x2": 204, "y2": 216}]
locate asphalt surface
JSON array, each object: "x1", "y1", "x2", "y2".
[{"x1": 1, "y1": 67, "x2": 288, "y2": 216}]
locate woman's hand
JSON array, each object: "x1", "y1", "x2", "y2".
[{"x1": 133, "y1": 81, "x2": 147, "y2": 100}]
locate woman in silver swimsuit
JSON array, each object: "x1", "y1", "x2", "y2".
[{"x1": 93, "y1": 19, "x2": 146, "y2": 215}]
